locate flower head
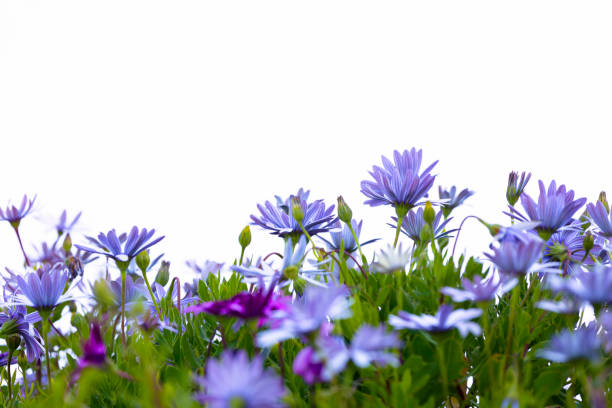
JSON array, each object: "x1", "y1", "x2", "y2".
[
  {"x1": 79, "y1": 323, "x2": 106, "y2": 369},
  {"x1": 392, "y1": 207, "x2": 455, "y2": 245},
  {"x1": 441, "y1": 273, "x2": 517, "y2": 303},
  {"x1": 545, "y1": 265, "x2": 612, "y2": 305},
  {"x1": 195, "y1": 350, "x2": 285, "y2": 408},
  {"x1": 347, "y1": 324, "x2": 401, "y2": 368},
  {"x1": 361, "y1": 149, "x2": 437, "y2": 211},
  {"x1": 55, "y1": 210, "x2": 82, "y2": 236},
  {"x1": 293, "y1": 346, "x2": 325, "y2": 385},
  {"x1": 389, "y1": 304, "x2": 482, "y2": 337},
  {"x1": 15, "y1": 265, "x2": 72, "y2": 310},
  {"x1": 371, "y1": 244, "x2": 412, "y2": 274},
  {"x1": 439, "y1": 186, "x2": 474, "y2": 217},
  {"x1": 257, "y1": 285, "x2": 352, "y2": 347},
  {"x1": 251, "y1": 188, "x2": 336, "y2": 239},
  {"x1": 506, "y1": 171, "x2": 531, "y2": 206},
  {"x1": 587, "y1": 200, "x2": 612, "y2": 238},
  {"x1": 75, "y1": 226, "x2": 164, "y2": 264},
  {"x1": 518, "y1": 180, "x2": 586, "y2": 238},
  {"x1": 484, "y1": 233, "x2": 557, "y2": 276},
  {"x1": 319, "y1": 220, "x2": 377, "y2": 253},
  {"x1": 0, "y1": 301, "x2": 43, "y2": 362},
  {"x1": 537, "y1": 326, "x2": 601, "y2": 363},
  {"x1": 0, "y1": 195, "x2": 36, "y2": 227}
]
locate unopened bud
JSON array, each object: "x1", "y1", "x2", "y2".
[
  {"x1": 419, "y1": 223, "x2": 434, "y2": 243},
  {"x1": 291, "y1": 196, "x2": 304, "y2": 223},
  {"x1": 423, "y1": 201, "x2": 435, "y2": 225},
  {"x1": 239, "y1": 226, "x2": 251, "y2": 249},
  {"x1": 583, "y1": 231, "x2": 594, "y2": 255},
  {"x1": 599, "y1": 191, "x2": 609, "y2": 214},
  {"x1": 62, "y1": 233, "x2": 72, "y2": 254},
  {"x1": 506, "y1": 171, "x2": 531, "y2": 206},
  {"x1": 7, "y1": 335, "x2": 21, "y2": 353},
  {"x1": 155, "y1": 261, "x2": 170, "y2": 286},
  {"x1": 92, "y1": 279, "x2": 115, "y2": 308},
  {"x1": 337, "y1": 196, "x2": 352, "y2": 224},
  {"x1": 135, "y1": 250, "x2": 150, "y2": 272}
]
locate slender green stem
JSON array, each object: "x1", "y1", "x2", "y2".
[
  {"x1": 7, "y1": 350, "x2": 13, "y2": 400},
  {"x1": 502, "y1": 285, "x2": 520, "y2": 383},
  {"x1": 141, "y1": 268, "x2": 162, "y2": 319},
  {"x1": 297, "y1": 222, "x2": 318, "y2": 258},
  {"x1": 43, "y1": 320, "x2": 51, "y2": 387},
  {"x1": 436, "y1": 343, "x2": 450, "y2": 406},
  {"x1": 393, "y1": 216, "x2": 403, "y2": 248},
  {"x1": 347, "y1": 222, "x2": 366, "y2": 264},
  {"x1": 239, "y1": 247, "x2": 245, "y2": 266},
  {"x1": 121, "y1": 269, "x2": 126, "y2": 346}
]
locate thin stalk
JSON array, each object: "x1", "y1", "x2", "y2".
[
  {"x1": 393, "y1": 216, "x2": 403, "y2": 248},
  {"x1": 7, "y1": 350, "x2": 13, "y2": 400},
  {"x1": 297, "y1": 221, "x2": 320, "y2": 261},
  {"x1": 13, "y1": 226, "x2": 31, "y2": 266},
  {"x1": 121, "y1": 270, "x2": 126, "y2": 346},
  {"x1": 502, "y1": 285, "x2": 520, "y2": 383},
  {"x1": 278, "y1": 341, "x2": 285, "y2": 385},
  {"x1": 239, "y1": 247, "x2": 245, "y2": 266},
  {"x1": 141, "y1": 269, "x2": 161, "y2": 319},
  {"x1": 436, "y1": 343, "x2": 450, "y2": 406},
  {"x1": 347, "y1": 222, "x2": 367, "y2": 266},
  {"x1": 43, "y1": 320, "x2": 52, "y2": 387}
]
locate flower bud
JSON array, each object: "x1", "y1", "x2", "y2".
[
  {"x1": 583, "y1": 231, "x2": 594, "y2": 255},
  {"x1": 0, "y1": 319, "x2": 19, "y2": 337},
  {"x1": 291, "y1": 196, "x2": 304, "y2": 223},
  {"x1": 419, "y1": 223, "x2": 434, "y2": 243},
  {"x1": 238, "y1": 226, "x2": 251, "y2": 249},
  {"x1": 506, "y1": 171, "x2": 531, "y2": 206},
  {"x1": 423, "y1": 201, "x2": 435, "y2": 225},
  {"x1": 599, "y1": 191, "x2": 609, "y2": 214},
  {"x1": 6, "y1": 335, "x2": 21, "y2": 353},
  {"x1": 135, "y1": 250, "x2": 150, "y2": 272},
  {"x1": 155, "y1": 261, "x2": 170, "y2": 286},
  {"x1": 62, "y1": 233, "x2": 72, "y2": 254},
  {"x1": 92, "y1": 279, "x2": 115, "y2": 308},
  {"x1": 337, "y1": 196, "x2": 352, "y2": 224}
]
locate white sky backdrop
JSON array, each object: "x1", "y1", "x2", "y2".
[{"x1": 1, "y1": 1, "x2": 611, "y2": 280}]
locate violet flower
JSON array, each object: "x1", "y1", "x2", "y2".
[
  {"x1": 517, "y1": 180, "x2": 586, "y2": 239},
  {"x1": 251, "y1": 188, "x2": 336, "y2": 239},
  {"x1": 319, "y1": 220, "x2": 377, "y2": 253},
  {"x1": 485, "y1": 233, "x2": 558, "y2": 276},
  {"x1": 293, "y1": 346, "x2": 325, "y2": 385},
  {"x1": 438, "y1": 186, "x2": 474, "y2": 217},
  {"x1": 389, "y1": 304, "x2": 482, "y2": 337},
  {"x1": 195, "y1": 350, "x2": 285, "y2": 408},
  {"x1": 537, "y1": 326, "x2": 601, "y2": 363},
  {"x1": 545, "y1": 265, "x2": 612, "y2": 306},
  {"x1": 15, "y1": 266, "x2": 73, "y2": 310},
  {"x1": 587, "y1": 200, "x2": 612, "y2": 237},
  {"x1": 0, "y1": 301, "x2": 43, "y2": 362},
  {"x1": 441, "y1": 273, "x2": 517, "y2": 303},
  {"x1": 257, "y1": 285, "x2": 352, "y2": 347},
  {"x1": 0, "y1": 195, "x2": 36, "y2": 227},
  {"x1": 391, "y1": 207, "x2": 455, "y2": 245},
  {"x1": 506, "y1": 171, "x2": 531, "y2": 206},
  {"x1": 75, "y1": 226, "x2": 164, "y2": 264},
  {"x1": 54, "y1": 210, "x2": 82, "y2": 236},
  {"x1": 346, "y1": 324, "x2": 401, "y2": 368},
  {"x1": 0, "y1": 352, "x2": 17, "y2": 367},
  {"x1": 78, "y1": 323, "x2": 106, "y2": 369}
]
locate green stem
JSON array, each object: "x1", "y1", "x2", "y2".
[
  {"x1": 347, "y1": 222, "x2": 367, "y2": 267},
  {"x1": 121, "y1": 269, "x2": 126, "y2": 346},
  {"x1": 436, "y1": 343, "x2": 450, "y2": 406},
  {"x1": 239, "y1": 247, "x2": 245, "y2": 266},
  {"x1": 7, "y1": 350, "x2": 13, "y2": 400},
  {"x1": 502, "y1": 285, "x2": 520, "y2": 383},
  {"x1": 141, "y1": 268, "x2": 162, "y2": 319},
  {"x1": 43, "y1": 320, "x2": 51, "y2": 387},
  {"x1": 393, "y1": 216, "x2": 403, "y2": 248}
]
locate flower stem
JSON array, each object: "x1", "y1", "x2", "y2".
[
  {"x1": 43, "y1": 319, "x2": 52, "y2": 387},
  {"x1": 278, "y1": 341, "x2": 285, "y2": 385},
  {"x1": 13, "y1": 226, "x2": 30, "y2": 266},
  {"x1": 121, "y1": 269, "x2": 126, "y2": 346},
  {"x1": 393, "y1": 216, "x2": 403, "y2": 248},
  {"x1": 347, "y1": 222, "x2": 367, "y2": 269},
  {"x1": 7, "y1": 350, "x2": 13, "y2": 400},
  {"x1": 239, "y1": 247, "x2": 245, "y2": 266},
  {"x1": 141, "y1": 268, "x2": 162, "y2": 319},
  {"x1": 502, "y1": 284, "x2": 520, "y2": 383},
  {"x1": 436, "y1": 342, "x2": 450, "y2": 406}
]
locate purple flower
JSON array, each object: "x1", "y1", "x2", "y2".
[
  {"x1": 0, "y1": 301, "x2": 43, "y2": 362},
  {"x1": 537, "y1": 326, "x2": 601, "y2": 363},
  {"x1": 78, "y1": 323, "x2": 106, "y2": 369},
  {"x1": 536, "y1": 298, "x2": 582, "y2": 315},
  {"x1": 195, "y1": 350, "x2": 285, "y2": 408},
  {"x1": 251, "y1": 188, "x2": 336, "y2": 238},
  {"x1": 389, "y1": 304, "x2": 482, "y2": 337},
  {"x1": 75, "y1": 226, "x2": 164, "y2": 264},
  {"x1": 361, "y1": 149, "x2": 438, "y2": 211},
  {"x1": 0, "y1": 352, "x2": 17, "y2": 367},
  {"x1": 600, "y1": 312, "x2": 612, "y2": 352},
  {"x1": 485, "y1": 233, "x2": 557, "y2": 276},
  {"x1": 257, "y1": 285, "x2": 352, "y2": 347},
  {"x1": 108, "y1": 274, "x2": 144, "y2": 308},
  {"x1": 319, "y1": 220, "x2": 377, "y2": 253},
  {"x1": 346, "y1": 324, "x2": 401, "y2": 368},
  {"x1": 0, "y1": 195, "x2": 36, "y2": 227},
  {"x1": 293, "y1": 347, "x2": 325, "y2": 385},
  {"x1": 15, "y1": 265, "x2": 73, "y2": 310},
  {"x1": 391, "y1": 207, "x2": 455, "y2": 244},
  {"x1": 439, "y1": 186, "x2": 474, "y2": 217},
  {"x1": 544, "y1": 229, "x2": 601, "y2": 275},
  {"x1": 587, "y1": 200, "x2": 612, "y2": 237},
  {"x1": 55, "y1": 210, "x2": 82, "y2": 236},
  {"x1": 517, "y1": 180, "x2": 586, "y2": 238},
  {"x1": 506, "y1": 171, "x2": 531, "y2": 206},
  {"x1": 441, "y1": 273, "x2": 517, "y2": 303},
  {"x1": 545, "y1": 265, "x2": 612, "y2": 305}
]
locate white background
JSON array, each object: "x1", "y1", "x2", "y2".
[{"x1": 1, "y1": 1, "x2": 611, "y2": 278}]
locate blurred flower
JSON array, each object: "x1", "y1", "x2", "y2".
[
  {"x1": 587, "y1": 200, "x2": 612, "y2": 237},
  {"x1": 536, "y1": 298, "x2": 583, "y2": 315},
  {"x1": 490, "y1": 221, "x2": 541, "y2": 243},
  {"x1": 257, "y1": 285, "x2": 352, "y2": 347},
  {"x1": 195, "y1": 350, "x2": 285, "y2": 408},
  {"x1": 517, "y1": 180, "x2": 586, "y2": 238},
  {"x1": 545, "y1": 265, "x2": 612, "y2": 305},
  {"x1": 371, "y1": 244, "x2": 412, "y2": 274},
  {"x1": 484, "y1": 233, "x2": 558, "y2": 276},
  {"x1": 439, "y1": 186, "x2": 474, "y2": 217},
  {"x1": 600, "y1": 312, "x2": 612, "y2": 352},
  {"x1": 361, "y1": 149, "x2": 437, "y2": 211},
  {"x1": 346, "y1": 324, "x2": 401, "y2": 368},
  {"x1": 15, "y1": 265, "x2": 73, "y2": 310},
  {"x1": 251, "y1": 188, "x2": 336, "y2": 238},
  {"x1": 0, "y1": 351, "x2": 17, "y2": 367},
  {"x1": 75, "y1": 226, "x2": 164, "y2": 264},
  {"x1": 391, "y1": 207, "x2": 455, "y2": 245},
  {"x1": 0, "y1": 300, "x2": 43, "y2": 362},
  {"x1": 319, "y1": 220, "x2": 377, "y2": 253},
  {"x1": 108, "y1": 274, "x2": 144, "y2": 308},
  {"x1": 55, "y1": 210, "x2": 82, "y2": 236},
  {"x1": 0, "y1": 195, "x2": 36, "y2": 227},
  {"x1": 506, "y1": 171, "x2": 531, "y2": 207},
  {"x1": 537, "y1": 326, "x2": 601, "y2": 363},
  {"x1": 441, "y1": 273, "x2": 517, "y2": 303},
  {"x1": 78, "y1": 323, "x2": 106, "y2": 370},
  {"x1": 389, "y1": 304, "x2": 482, "y2": 337},
  {"x1": 293, "y1": 346, "x2": 325, "y2": 385}
]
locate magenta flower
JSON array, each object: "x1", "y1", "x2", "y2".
[{"x1": 79, "y1": 323, "x2": 106, "y2": 369}]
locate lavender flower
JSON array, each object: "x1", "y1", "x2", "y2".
[
  {"x1": 587, "y1": 200, "x2": 612, "y2": 237},
  {"x1": 506, "y1": 171, "x2": 531, "y2": 206},
  {"x1": 346, "y1": 324, "x2": 401, "y2": 368},
  {"x1": 370, "y1": 244, "x2": 412, "y2": 274},
  {"x1": 0, "y1": 352, "x2": 17, "y2": 367},
  {"x1": 391, "y1": 207, "x2": 455, "y2": 244},
  {"x1": 55, "y1": 210, "x2": 82, "y2": 236},
  {"x1": 16, "y1": 266, "x2": 73, "y2": 310},
  {"x1": 257, "y1": 285, "x2": 352, "y2": 347},
  {"x1": 439, "y1": 186, "x2": 474, "y2": 217},
  {"x1": 0, "y1": 302, "x2": 43, "y2": 362},
  {"x1": 544, "y1": 229, "x2": 601, "y2": 275},
  {"x1": 108, "y1": 274, "x2": 144, "y2": 308},
  {"x1": 319, "y1": 220, "x2": 377, "y2": 253},
  {"x1": 484, "y1": 233, "x2": 557, "y2": 276},
  {"x1": 441, "y1": 274, "x2": 517, "y2": 303},
  {"x1": 251, "y1": 188, "x2": 336, "y2": 238},
  {"x1": 293, "y1": 346, "x2": 325, "y2": 384},
  {"x1": 195, "y1": 350, "x2": 285, "y2": 408},
  {"x1": 75, "y1": 226, "x2": 164, "y2": 264},
  {"x1": 0, "y1": 195, "x2": 36, "y2": 227},
  {"x1": 518, "y1": 180, "x2": 586, "y2": 239},
  {"x1": 545, "y1": 265, "x2": 612, "y2": 305},
  {"x1": 536, "y1": 298, "x2": 582, "y2": 315},
  {"x1": 361, "y1": 149, "x2": 437, "y2": 212},
  {"x1": 389, "y1": 304, "x2": 482, "y2": 337},
  {"x1": 600, "y1": 312, "x2": 612, "y2": 352},
  {"x1": 537, "y1": 326, "x2": 601, "y2": 363}
]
